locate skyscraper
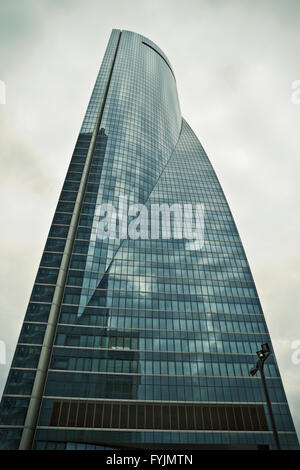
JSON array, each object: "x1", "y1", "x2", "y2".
[{"x1": 0, "y1": 29, "x2": 298, "y2": 450}]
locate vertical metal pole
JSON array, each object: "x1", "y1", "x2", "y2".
[
  {"x1": 258, "y1": 360, "x2": 281, "y2": 450},
  {"x1": 19, "y1": 30, "x2": 121, "y2": 450}
]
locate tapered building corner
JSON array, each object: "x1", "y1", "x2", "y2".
[{"x1": 0, "y1": 30, "x2": 298, "y2": 450}]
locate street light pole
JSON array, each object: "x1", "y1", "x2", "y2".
[{"x1": 250, "y1": 343, "x2": 281, "y2": 450}]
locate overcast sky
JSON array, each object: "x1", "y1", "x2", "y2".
[{"x1": 0, "y1": 0, "x2": 299, "y2": 439}]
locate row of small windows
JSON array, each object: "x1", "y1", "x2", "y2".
[
  {"x1": 57, "y1": 309, "x2": 265, "y2": 329},
  {"x1": 74, "y1": 244, "x2": 243, "y2": 264},
  {"x1": 71, "y1": 245, "x2": 248, "y2": 269},
  {"x1": 62, "y1": 172, "x2": 228, "y2": 202},
  {"x1": 3, "y1": 367, "x2": 285, "y2": 405},
  {"x1": 64, "y1": 276, "x2": 257, "y2": 299},
  {"x1": 36, "y1": 273, "x2": 257, "y2": 302},
  {"x1": 57, "y1": 314, "x2": 266, "y2": 332},
  {"x1": 67, "y1": 263, "x2": 253, "y2": 284},
  {"x1": 71, "y1": 266, "x2": 253, "y2": 284},
  {"x1": 42, "y1": 235, "x2": 246, "y2": 268},
  {"x1": 50, "y1": 354, "x2": 277, "y2": 378},
  {"x1": 49, "y1": 400, "x2": 268, "y2": 432},
  {"x1": 62, "y1": 294, "x2": 261, "y2": 317},
  {"x1": 54, "y1": 330, "x2": 269, "y2": 353},
  {"x1": 19, "y1": 319, "x2": 267, "y2": 348},
  {"x1": 23, "y1": 303, "x2": 265, "y2": 330},
  {"x1": 68, "y1": 246, "x2": 251, "y2": 268}
]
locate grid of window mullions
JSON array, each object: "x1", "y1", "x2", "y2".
[{"x1": 49, "y1": 400, "x2": 268, "y2": 432}]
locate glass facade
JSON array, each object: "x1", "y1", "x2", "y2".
[{"x1": 0, "y1": 29, "x2": 298, "y2": 450}]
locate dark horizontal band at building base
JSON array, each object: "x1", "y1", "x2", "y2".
[{"x1": 50, "y1": 399, "x2": 268, "y2": 432}]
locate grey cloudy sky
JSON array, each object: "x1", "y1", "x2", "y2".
[{"x1": 0, "y1": 0, "x2": 299, "y2": 438}]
